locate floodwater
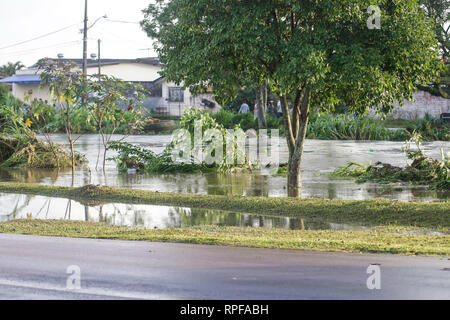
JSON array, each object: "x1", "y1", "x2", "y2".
[
  {"x1": 0, "y1": 134, "x2": 448, "y2": 201},
  {"x1": 0, "y1": 193, "x2": 368, "y2": 231}
]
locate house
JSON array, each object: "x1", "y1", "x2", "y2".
[{"x1": 0, "y1": 57, "x2": 221, "y2": 116}]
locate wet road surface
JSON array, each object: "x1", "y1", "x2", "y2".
[{"x1": 0, "y1": 234, "x2": 448, "y2": 300}]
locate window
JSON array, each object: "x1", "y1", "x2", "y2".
[{"x1": 168, "y1": 87, "x2": 184, "y2": 102}]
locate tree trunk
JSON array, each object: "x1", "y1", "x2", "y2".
[
  {"x1": 257, "y1": 83, "x2": 267, "y2": 129},
  {"x1": 281, "y1": 88, "x2": 311, "y2": 198},
  {"x1": 69, "y1": 140, "x2": 75, "y2": 187},
  {"x1": 287, "y1": 155, "x2": 302, "y2": 197}
]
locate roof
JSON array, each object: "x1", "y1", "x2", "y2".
[
  {"x1": 0, "y1": 74, "x2": 41, "y2": 84},
  {"x1": 30, "y1": 57, "x2": 161, "y2": 69}
]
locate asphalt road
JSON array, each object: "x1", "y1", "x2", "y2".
[{"x1": 0, "y1": 233, "x2": 448, "y2": 300}]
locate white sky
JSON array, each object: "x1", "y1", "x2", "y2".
[{"x1": 0, "y1": 0, "x2": 156, "y2": 67}]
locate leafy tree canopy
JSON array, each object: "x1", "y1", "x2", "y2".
[
  {"x1": 420, "y1": 0, "x2": 449, "y2": 60},
  {"x1": 142, "y1": 0, "x2": 442, "y2": 115}
]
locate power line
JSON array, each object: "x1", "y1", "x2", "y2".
[
  {"x1": 0, "y1": 40, "x2": 82, "y2": 57},
  {"x1": 105, "y1": 19, "x2": 140, "y2": 24},
  {"x1": 0, "y1": 23, "x2": 82, "y2": 51}
]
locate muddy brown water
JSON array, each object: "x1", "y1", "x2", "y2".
[{"x1": 0, "y1": 134, "x2": 448, "y2": 201}]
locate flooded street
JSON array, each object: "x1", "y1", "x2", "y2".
[
  {"x1": 0, "y1": 193, "x2": 373, "y2": 231},
  {"x1": 0, "y1": 134, "x2": 448, "y2": 201}
]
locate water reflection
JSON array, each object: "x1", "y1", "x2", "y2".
[
  {"x1": 0, "y1": 193, "x2": 368, "y2": 231},
  {"x1": 0, "y1": 134, "x2": 448, "y2": 201}
]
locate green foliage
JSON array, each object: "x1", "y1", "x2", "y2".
[
  {"x1": 109, "y1": 141, "x2": 208, "y2": 173},
  {"x1": 142, "y1": 0, "x2": 441, "y2": 114},
  {"x1": 306, "y1": 114, "x2": 402, "y2": 140},
  {"x1": 0, "y1": 61, "x2": 24, "y2": 78},
  {"x1": 211, "y1": 109, "x2": 234, "y2": 129},
  {"x1": 331, "y1": 133, "x2": 449, "y2": 190},
  {"x1": 420, "y1": 0, "x2": 449, "y2": 60},
  {"x1": 211, "y1": 109, "x2": 282, "y2": 132},
  {"x1": 229, "y1": 113, "x2": 258, "y2": 132},
  {"x1": 404, "y1": 113, "x2": 450, "y2": 141},
  {"x1": 109, "y1": 108, "x2": 252, "y2": 173},
  {"x1": 0, "y1": 107, "x2": 86, "y2": 169},
  {"x1": 87, "y1": 74, "x2": 147, "y2": 135},
  {"x1": 0, "y1": 85, "x2": 21, "y2": 109},
  {"x1": 0, "y1": 134, "x2": 86, "y2": 169}
]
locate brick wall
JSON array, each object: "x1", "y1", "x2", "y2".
[{"x1": 370, "y1": 90, "x2": 449, "y2": 120}]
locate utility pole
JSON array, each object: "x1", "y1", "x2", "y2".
[
  {"x1": 82, "y1": 0, "x2": 88, "y2": 74},
  {"x1": 97, "y1": 39, "x2": 101, "y2": 77}
]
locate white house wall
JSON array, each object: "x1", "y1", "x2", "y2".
[
  {"x1": 12, "y1": 83, "x2": 53, "y2": 103},
  {"x1": 87, "y1": 63, "x2": 161, "y2": 82},
  {"x1": 161, "y1": 81, "x2": 220, "y2": 116}
]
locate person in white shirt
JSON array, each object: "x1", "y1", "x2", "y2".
[
  {"x1": 239, "y1": 102, "x2": 250, "y2": 114},
  {"x1": 254, "y1": 101, "x2": 258, "y2": 120},
  {"x1": 277, "y1": 100, "x2": 283, "y2": 118}
]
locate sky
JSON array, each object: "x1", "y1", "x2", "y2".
[{"x1": 0, "y1": 0, "x2": 156, "y2": 67}]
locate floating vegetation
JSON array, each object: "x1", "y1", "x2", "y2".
[
  {"x1": 109, "y1": 108, "x2": 252, "y2": 174},
  {"x1": 108, "y1": 140, "x2": 209, "y2": 173},
  {"x1": 0, "y1": 133, "x2": 86, "y2": 169},
  {"x1": 331, "y1": 133, "x2": 449, "y2": 190}
]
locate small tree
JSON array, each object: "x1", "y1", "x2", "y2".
[
  {"x1": 143, "y1": 0, "x2": 442, "y2": 197},
  {"x1": 38, "y1": 58, "x2": 86, "y2": 183},
  {"x1": 87, "y1": 75, "x2": 146, "y2": 171}
]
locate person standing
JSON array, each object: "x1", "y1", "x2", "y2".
[
  {"x1": 277, "y1": 100, "x2": 283, "y2": 118},
  {"x1": 239, "y1": 102, "x2": 250, "y2": 114},
  {"x1": 254, "y1": 101, "x2": 259, "y2": 120}
]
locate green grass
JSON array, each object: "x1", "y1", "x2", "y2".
[
  {"x1": 0, "y1": 220, "x2": 448, "y2": 256},
  {"x1": 383, "y1": 119, "x2": 416, "y2": 128},
  {"x1": 0, "y1": 183, "x2": 448, "y2": 231}
]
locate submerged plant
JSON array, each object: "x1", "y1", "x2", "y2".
[
  {"x1": 108, "y1": 141, "x2": 208, "y2": 173},
  {"x1": 331, "y1": 133, "x2": 449, "y2": 190},
  {"x1": 109, "y1": 109, "x2": 253, "y2": 174}
]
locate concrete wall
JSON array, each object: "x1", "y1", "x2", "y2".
[{"x1": 371, "y1": 90, "x2": 449, "y2": 120}]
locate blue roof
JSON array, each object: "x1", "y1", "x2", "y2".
[{"x1": 0, "y1": 74, "x2": 41, "y2": 84}]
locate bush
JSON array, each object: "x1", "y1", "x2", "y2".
[
  {"x1": 212, "y1": 109, "x2": 234, "y2": 129},
  {"x1": 110, "y1": 108, "x2": 252, "y2": 173}
]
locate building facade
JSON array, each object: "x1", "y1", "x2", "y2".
[{"x1": 0, "y1": 57, "x2": 221, "y2": 116}]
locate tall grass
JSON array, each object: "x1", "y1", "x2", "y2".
[
  {"x1": 306, "y1": 114, "x2": 402, "y2": 140},
  {"x1": 212, "y1": 110, "x2": 449, "y2": 141}
]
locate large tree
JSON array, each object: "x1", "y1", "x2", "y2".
[{"x1": 142, "y1": 0, "x2": 442, "y2": 197}]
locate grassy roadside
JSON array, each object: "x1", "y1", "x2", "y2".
[
  {"x1": 0, "y1": 220, "x2": 448, "y2": 256},
  {"x1": 0, "y1": 182, "x2": 449, "y2": 230}
]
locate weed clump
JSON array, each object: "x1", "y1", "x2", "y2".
[
  {"x1": 331, "y1": 133, "x2": 449, "y2": 190},
  {"x1": 0, "y1": 134, "x2": 86, "y2": 169}
]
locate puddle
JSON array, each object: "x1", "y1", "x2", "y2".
[
  {"x1": 0, "y1": 193, "x2": 369, "y2": 231},
  {"x1": 0, "y1": 134, "x2": 448, "y2": 201}
]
